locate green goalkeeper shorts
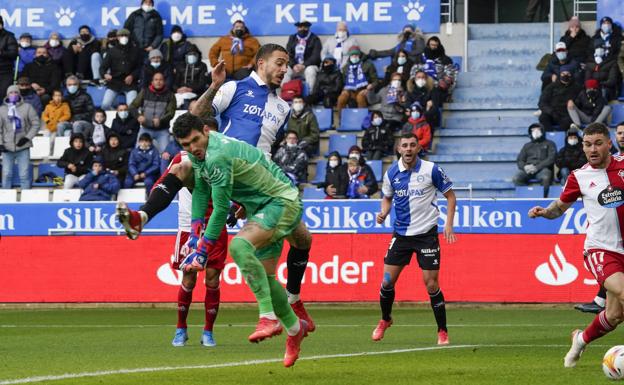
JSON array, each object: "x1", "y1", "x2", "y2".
[{"x1": 249, "y1": 198, "x2": 303, "y2": 260}]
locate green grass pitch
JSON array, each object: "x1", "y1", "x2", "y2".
[{"x1": 0, "y1": 305, "x2": 621, "y2": 384}]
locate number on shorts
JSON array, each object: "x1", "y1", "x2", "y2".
[
  {"x1": 388, "y1": 237, "x2": 396, "y2": 251},
  {"x1": 586, "y1": 251, "x2": 605, "y2": 278}
]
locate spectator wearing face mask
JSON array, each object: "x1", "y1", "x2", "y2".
[
  {"x1": 0, "y1": 17, "x2": 18, "y2": 99},
  {"x1": 343, "y1": 145, "x2": 378, "y2": 195},
  {"x1": 538, "y1": 64, "x2": 582, "y2": 132},
  {"x1": 159, "y1": 25, "x2": 193, "y2": 67},
  {"x1": 541, "y1": 42, "x2": 581, "y2": 90},
  {"x1": 560, "y1": 16, "x2": 591, "y2": 64},
  {"x1": 382, "y1": 49, "x2": 413, "y2": 88},
  {"x1": 124, "y1": 0, "x2": 164, "y2": 53},
  {"x1": 306, "y1": 56, "x2": 343, "y2": 108},
  {"x1": 21, "y1": 46, "x2": 62, "y2": 107},
  {"x1": 45, "y1": 32, "x2": 66, "y2": 65},
  {"x1": 321, "y1": 21, "x2": 358, "y2": 68},
  {"x1": 322, "y1": 151, "x2": 347, "y2": 198},
  {"x1": 405, "y1": 70, "x2": 443, "y2": 128},
  {"x1": 585, "y1": 44, "x2": 622, "y2": 102},
  {"x1": 99, "y1": 28, "x2": 142, "y2": 110},
  {"x1": 401, "y1": 102, "x2": 432, "y2": 151},
  {"x1": 139, "y1": 49, "x2": 174, "y2": 90},
  {"x1": 57, "y1": 75, "x2": 95, "y2": 136},
  {"x1": 173, "y1": 45, "x2": 208, "y2": 109},
  {"x1": 410, "y1": 36, "x2": 457, "y2": 100},
  {"x1": 209, "y1": 20, "x2": 260, "y2": 80},
  {"x1": 367, "y1": 72, "x2": 407, "y2": 131},
  {"x1": 555, "y1": 126, "x2": 586, "y2": 185},
  {"x1": 101, "y1": 132, "x2": 129, "y2": 183},
  {"x1": 513, "y1": 123, "x2": 556, "y2": 198},
  {"x1": 272, "y1": 130, "x2": 309, "y2": 185},
  {"x1": 283, "y1": 20, "x2": 322, "y2": 91},
  {"x1": 61, "y1": 26, "x2": 102, "y2": 81},
  {"x1": 16, "y1": 77, "x2": 42, "y2": 116},
  {"x1": 16, "y1": 33, "x2": 35, "y2": 73},
  {"x1": 567, "y1": 79, "x2": 611, "y2": 127},
  {"x1": 368, "y1": 24, "x2": 425, "y2": 63},
  {"x1": 110, "y1": 103, "x2": 139, "y2": 150},
  {"x1": 286, "y1": 96, "x2": 319, "y2": 157},
  {"x1": 337, "y1": 46, "x2": 378, "y2": 113},
  {"x1": 83, "y1": 109, "x2": 110, "y2": 153},
  {"x1": 590, "y1": 17, "x2": 622, "y2": 60},
  {"x1": 362, "y1": 111, "x2": 395, "y2": 160}
]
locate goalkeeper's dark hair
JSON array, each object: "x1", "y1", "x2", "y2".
[
  {"x1": 399, "y1": 132, "x2": 417, "y2": 141},
  {"x1": 584, "y1": 122, "x2": 610, "y2": 139},
  {"x1": 172, "y1": 113, "x2": 218, "y2": 138},
  {"x1": 255, "y1": 44, "x2": 288, "y2": 65}
]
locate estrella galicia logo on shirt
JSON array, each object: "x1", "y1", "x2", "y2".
[{"x1": 597, "y1": 185, "x2": 624, "y2": 208}]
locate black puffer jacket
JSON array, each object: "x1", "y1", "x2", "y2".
[
  {"x1": 101, "y1": 138, "x2": 129, "y2": 180},
  {"x1": 362, "y1": 122, "x2": 395, "y2": 155},
  {"x1": 556, "y1": 130, "x2": 586, "y2": 172},
  {"x1": 573, "y1": 88, "x2": 608, "y2": 120},
  {"x1": 124, "y1": 9, "x2": 164, "y2": 49},
  {"x1": 322, "y1": 151, "x2": 348, "y2": 197},
  {"x1": 538, "y1": 80, "x2": 583, "y2": 115},
  {"x1": 21, "y1": 57, "x2": 62, "y2": 93},
  {"x1": 516, "y1": 125, "x2": 557, "y2": 173},
  {"x1": 585, "y1": 57, "x2": 622, "y2": 101},
  {"x1": 57, "y1": 133, "x2": 93, "y2": 176},
  {"x1": 99, "y1": 43, "x2": 142, "y2": 92},
  {"x1": 560, "y1": 29, "x2": 591, "y2": 63},
  {"x1": 0, "y1": 28, "x2": 18, "y2": 74},
  {"x1": 110, "y1": 115, "x2": 140, "y2": 149},
  {"x1": 174, "y1": 61, "x2": 209, "y2": 94},
  {"x1": 286, "y1": 32, "x2": 322, "y2": 67},
  {"x1": 66, "y1": 89, "x2": 95, "y2": 122}
]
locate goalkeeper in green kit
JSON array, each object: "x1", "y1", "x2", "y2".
[{"x1": 172, "y1": 112, "x2": 311, "y2": 367}]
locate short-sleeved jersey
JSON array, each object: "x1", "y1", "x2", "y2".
[
  {"x1": 190, "y1": 131, "x2": 299, "y2": 240},
  {"x1": 212, "y1": 71, "x2": 290, "y2": 155},
  {"x1": 382, "y1": 158, "x2": 453, "y2": 236},
  {"x1": 560, "y1": 155, "x2": 624, "y2": 254}
]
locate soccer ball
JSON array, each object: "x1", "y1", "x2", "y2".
[{"x1": 603, "y1": 346, "x2": 624, "y2": 380}]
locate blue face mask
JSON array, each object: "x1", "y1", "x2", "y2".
[
  {"x1": 601, "y1": 23, "x2": 612, "y2": 34},
  {"x1": 150, "y1": 62, "x2": 161, "y2": 68},
  {"x1": 67, "y1": 85, "x2": 79, "y2": 94}
]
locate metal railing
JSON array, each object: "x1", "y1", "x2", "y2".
[
  {"x1": 573, "y1": 0, "x2": 597, "y2": 17},
  {"x1": 441, "y1": 0, "x2": 455, "y2": 23}
]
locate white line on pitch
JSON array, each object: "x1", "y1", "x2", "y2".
[{"x1": 0, "y1": 323, "x2": 587, "y2": 328}]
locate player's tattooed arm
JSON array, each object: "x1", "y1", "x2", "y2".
[
  {"x1": 191, "y1": 87, "x2": 219, "y2": 119},
  {"x1": 529, "y1": 199, "x2": 572, "y2": 219}
]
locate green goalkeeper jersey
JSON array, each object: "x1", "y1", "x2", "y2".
[{"x1": 190, "y1": 131, "x2": 299, "y2": 241}]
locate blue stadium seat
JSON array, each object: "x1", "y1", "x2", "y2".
[
  {"x1": 311, "y1": 160, "x2": 327, "y2": 184},
  {"x1": 372, "y1": 56, "x2": 392, "y2": 78},
  {"x1": 546, "y1": 131, "x2": 565, "y2": 151},
  {"x1": 366, "y1": 160, "x2": 383, "y2": 182},
  {"x1": 11, "y1": 163, "x2": 33, "y2": 187},
  {"x1": 514, "y1": 186, "x2": 543, "y2": 198},
  {"x1": 312, "y1": 107, "x2": 333, "y2": 132},
  {"x1": 547, "y1": 185, "x2": 563, "y2": 198},
  {"x1": 302, "y1": 187, "x2": 326, "y2": 199},
  {"x1": 326, "y1": 134, "x2": 357, "y2": 156},
  {"x1": 450, "y1": 55, "x2": 462, "y2": 72},
  {"x1": 33, "y1": 163, "x2": 65, "y2": 187},
  {"x1": 611, "y1": 104, "x2": 624, "y2": 127},
  {"x1": 338, "y1": 108, "x2": 368, "y2": 131},
  {"x1": 85, "y1": 86, "x2": 106, "y2": 108}
]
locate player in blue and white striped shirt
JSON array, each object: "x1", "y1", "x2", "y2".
[{"x1": 372, "y1": 132, "x2": 457, "y2": 345}]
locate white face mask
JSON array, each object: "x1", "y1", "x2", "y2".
[
  {"x1": 411, "y1": 111, "x2": 421, "y2": 119},
  {"x1": 329, "y1": 160, "x2": 339, "y2": 168},
  {"x1": 286, "y1": 142, "x2": 297, "y2": 148},
  {"x1": 595, "y1": 55, "x2": 603, "y2": 64},
  {"x1": 150, "y1": 61, "x2": 161, "y2": 68},
  {"x1": 171, "y1": 32, "x2": 182, "y2": 42},
  {"x1": 350, "y1": 56, "x2": 360, "y2": 64},
  {"x1": 49, "y1": 39, "x2": 60, "y2": 48},
  {"x1": 292, "y1": 102, "x2": 304, "y2": 113},
  {"x1": 349, "y1": 153, "x2": 360, "y2": 160},
  {"x1": 142, "y1": 4, "x2": 153, "y2": 12},
  {"x1": 372, "y1": 117, "x2": 383, "y2": 126},
  {"x1": 531, "y1": 130, "x2": 542, "y2": 140},
  {"x1": 187, "y1": 55, "x2": 198, "y2": 64},
  {"x1": 568, "y1": 138, "x2": 578, "y2": 146},
  {"x1": 555, "y1": 52, "x2": 567, "y2": 61},
  {"x1": 397, "y1": 57, "x2": 407, "y2": 65},
  {"x1": 20, "y1": 41, "x2": 31, "y2": 48},
  {"x1": 415, "y1": 78, "x2": 427, "y2": 88},
  {"x1": 67, "y1": 85, "x2": 79, "y2": 94},
  {"x1": 118, "y1": 111, "x2": 129, "y2": 119},
  {"x1": 118, "y1": 36, "x2": 129, "y2": 46},
  {"x1": 601, "y1": 23, "x2": 612, "y2": 34},
  {"x1": 390, "y1": 80, "x2": 401, "y2": 88},
  {"x1": 336, "y1": 31, "x2": 347, "y2": 40}
]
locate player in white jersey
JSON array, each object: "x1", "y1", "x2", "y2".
[
  {"x1": 529, "y1": 123, "x2": 624, "y2": 368},
  {"x1": 372, "y1": 133, "x2": 457, "y2": 345}
]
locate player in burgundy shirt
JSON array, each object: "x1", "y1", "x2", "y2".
[{"x1": 529, "y1": 123, "x2": 624, "y2": 368}]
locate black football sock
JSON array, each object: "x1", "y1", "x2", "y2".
[
  {"x1": 139, "y1": 174, "x2": 183, "y2": 222},
  {"x1": 380, "y1": 285, "x2": 395, "y2": 322},
  {"x1": 597, "y1": 287, "x2": 606, "y2": 300},
  {"x1": 429, "y1": 289, "x2": 447, "y2": 332},
  {"x1": 286, "y1": 246, "x2": 310, "y2": 296}
]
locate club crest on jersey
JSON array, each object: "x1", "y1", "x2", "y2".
[{"x1": 597, "y1": 185, "x2": 624, "y2": 208}]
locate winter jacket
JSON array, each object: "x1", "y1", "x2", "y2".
[
  {"x1": 159, "y1": 38, "x2": 193, "y2": 67},
  {"x1": 78, "y1": 170, "x2": 120, "y2": 201},
  {"x1": 57, "y1": 134, "x2": 93, "y2": 176},
  {"x1": 590, "y1": 23, "x2": 622, "y2": 60},
  {"x1": 573, "y1": 88, "x2": 608, "y2": 121},
  {"x1": 367, "y1": 85, "x2": 406, "y2": 123},
  {"x1": 410, "y1": 45, "x2": 456, "y2": 86},
  {"x1": 541, "y1": 56, "x2": 581, "y2": 84},
  {"x1": 585, "y1": 57, "x2": 622, "y2": 101},
  {"x1": 382, "y1": 56, "x2": 415, "y2": 87},
  {"x1": 402, "y1": 117, "x2": 432, "y2": 150},
  {"x1": 273, "y1": 144, "x2": 308, "y2": 184},
  {"x1": 322, "y1": 151, "x2": 348, "y2": 197},
  {"x1": 174, "y1": 61, "x2": 209, "y2": 94},
  {"x1": 286, "y1": 33, "x2": 322, "y2": 67},
  {"x1": 0, "y1": 97, "x2": 40, "y2": 152},
  {"x1": 320, "y1": 35, "x2": 359, "y2": 68},
  {"x1": 128, "y1": 145, "x2": 160, "y2": 177},
  {"x1": 209, "y1": 32, "x2": 260, "y2": 76},
  {"x1": 42, "y1": 100, "x2": 71, "y2": 133},
  {"x1": 560, "y1": 29, "x2": 591, "y2": 63},
  {"x1": 62, "y1": 37, "x2": 101, "y2": 80},
  {"x1": 516, "y1": 126, "x2": 556, "y2": 172},
  {"x1": 344, "y1": 164, "x2": 378, "y2": 198},
  {"x1": 82, "y1": 123, "x2": 110, "y2": 148},
  {"x1": 110, "y1": 115, "x2": 140, "y2": 150},
  {"x1": 20, "y1": 90, "x2": 43, "y2": 116},
  {"x1": 341, "y1": 60, "x2": 378, "y2": 90},
  {"x1": 99, "y1": 43, "x2": 142, "y2": 92},
  {"x1": 101, "y1": 145, "x2": 129, "y2": 180},
  {"x1": 362, "y1": 122, "x2": 395, "y2": 155},
  {"x1": 555, "y1": 143, "x2": 586, "y2": 172},
  {"x1": 309, "y1": 60, "x2": 343, "y2": 100},
  {"x1": 371, "y1": 32, "x2": 426, "y2": 63},
  {"x1": 21, "y1": 57, "x2": 62, "y2": 93},
  {"x1": 124, "y1": 9, "x2": 164, "y2": 49},
  {"x1": 65, "y1": 89, "x2": 95, "y2": 122},
  {"x1": 139, "y1": 62, "x2": 174, "y2": 90},
  {"x1": 16, "y1": 47, "x2": 35, "y2": 73},
  {"x1": 44, "y1": 41, "x2": 66, "y2": 64},
  {"x1": 286, "y1": 108, "x2": 320, "y2": 153},
  {"x1": 129, "y1": 86, "x2": 176, "y2": 130},
  {"x1": 538, "y1": 80, "x2": 583, "y2": 115},
  {"x1": 0, "y1": 28, "x2": 18, "y2": 74}
]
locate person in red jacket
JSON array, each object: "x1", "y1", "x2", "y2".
[{"x1": 401, "y1": 101, "x2": 431, "y2": 151}]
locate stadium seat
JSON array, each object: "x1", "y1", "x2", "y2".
[
  {"x1": 117, "y1": 188, "x2": 146, "y2": 203},
  {"x1": 30, "y1": 136, "x2": 51, "y2": 160},
  {"x1": 302, "y1": 187, "x2": 326, "y2": 199},
  {"x1": 0, "y1": 189, "x2": 17, "y2": 203},
  {"x1": 372, "y1": 56, "x2": 392, "y2": 78},
  {"x1": 20, "y1": 189, "x2": 50, "y2": 202},
  {"x1": 51, "y1": 136, "x2": 71, "y2": 159},
  {"x1": 326, "y1": 134, "x2": 357, "y2": 156},
  {"x1": 547, "y1": 185, "x2": 563, "y2": 198},
  {"x1": 310, "y1": 160, "x2": 327, "y2": 185},
  {"x1": 545, "y1": 131, "x2": 565, "y2": 151},
  {"x1": 514, "y1": 186, "x2": 543, "y2": 198},
  {"x1": 338, "y1": 108, "x2": 369, "y2": 132},
  {"x1": 312, "y1": 107, "x2": 333, "y2": 132},
  {"x1": 52, "y1": 189, "x2": 81, "y2": 202},
  {"x1": 366, "y1": 160, "x2": 383, "y2": 182},
  {"x1": 611, "y1": 104, "x2": 624, "y2": 127},
  {"x1": 450, "y1": 55, "x2": 463, "y2": 72},
  {"x1": 33, "y1": 163, "x2": 65, "y2": 187},
  {"x1": 86, "y1": 86, "x2": 106, "y2": 108},
  {"x1": 11, "y1": 163, "x2": 33, "y2": 187}
]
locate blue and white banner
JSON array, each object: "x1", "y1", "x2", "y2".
[
  {"x1": 0, "y1": 199, "x2": 586, "y2": 236},
  {"x1": 0, "y1": 0, "x2": 440, "y2": 40},
  {"x1": 597, "y1": 0, "x2": 624, "y2": 26}
]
